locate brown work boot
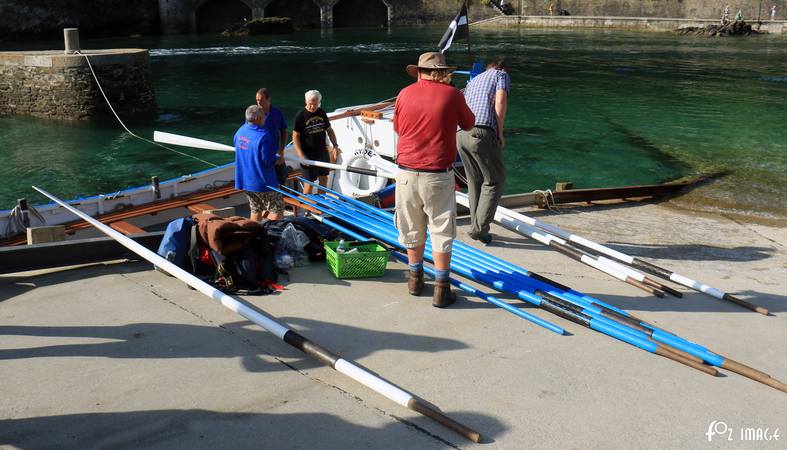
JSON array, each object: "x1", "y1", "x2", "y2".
[
  {"x1": 408, "y1": 269, "x2": 424, "y2": 296},
  {"x1": 432, "y1": 280, "x2": 456, "y2": 308}
]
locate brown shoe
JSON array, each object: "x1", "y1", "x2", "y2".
[
  {"x1": 432, "y1": 280, "x2": 456, "y2": 308},
  {"x1": 408, "y1": 269, "x2": 424, "y2": 296}
]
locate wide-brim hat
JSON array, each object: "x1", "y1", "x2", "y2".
[{"x1": 406, "y1": 52, "x2": 457, "y2": 78}]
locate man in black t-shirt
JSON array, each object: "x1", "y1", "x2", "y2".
[{"x1": 292, "y1": 89, "x2": 341, "y2": 194}]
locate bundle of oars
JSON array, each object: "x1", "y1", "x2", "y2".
[
  {"x1": 273, "y1": 180, "x2": 786, "y2": 395},
  {"x1": 456, "y1": 191, "x2": 769, "y2": 316}
]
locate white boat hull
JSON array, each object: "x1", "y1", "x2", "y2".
[{"x1": 0, "y1": 103, "x2": 398, "y2": 240}]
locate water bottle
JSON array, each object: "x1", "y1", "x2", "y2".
[{"x1": 337, "y1": 239, "x2": 347, "y2": 253}]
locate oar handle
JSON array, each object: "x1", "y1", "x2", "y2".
[
  {"x1": 630, "y1": 258, "x2": 673, "y2": 280},
  {"x1": 408, "y1": 398, "x2": 482, "y2": 443},
  {"x1": 722, "y1": 360, "x2": 787, "y2": 394},
  {"x1": 642, "y1": 277, "x2": 683, "y2": 298},
  {"x1": 723, "y1": 293, "x2": 769, "y2": 315},
  {"x1": 345, "y1": 166, "x2": 380, "y2": 177},
  {"x1": 655, "y1": 347, "x2": 718, "y2": 376},
  {"x1": 625, "y1": 277, "x2": 665, "y2": 297}
]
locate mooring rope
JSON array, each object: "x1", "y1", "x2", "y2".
[
  {"x1": 4, "y1": 204, "x2": 45, "y2": 236},
  {"x1": 533, "y1": 189, "x2": 558, "y2": 211},
  {"x1": 77, "y1": 51, "x2": 219, "y2": 168}
]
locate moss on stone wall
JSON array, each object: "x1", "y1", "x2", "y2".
[{"x1": 0, "y1": 51, "x2": 157, "y2": 120}]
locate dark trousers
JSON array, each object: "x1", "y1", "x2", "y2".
[{"x1": 457, "y1": 126, "x2": 506, "y2": 236}]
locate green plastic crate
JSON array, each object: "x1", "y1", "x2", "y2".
[{"x1": 325, "y1": 241, "x2": 391, "y2": 279}]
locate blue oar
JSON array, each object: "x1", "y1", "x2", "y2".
[
  {"x1": 313, "y1": 192, "x2": 720, "y2": 364},
  {"x1": 277, "y1": 188, "x2": 719, "y2": 375},
  {"x1": 300, "y1": 178, "x2": 634, "y2": 316},
  {"x1": 273, "y1": 188, "x2": 566, "y2": 335},
  {"x1": 295, "y1": 185, "x2": 787, "y2": 392}
]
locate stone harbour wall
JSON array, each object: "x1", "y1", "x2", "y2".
[{"x1": 0, "y1": 49, "x2": 156, "y2": 121}]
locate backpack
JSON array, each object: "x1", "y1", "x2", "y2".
[
  {"x1": 156, "y1": 217, "x2": 195, "y2": 272},
  {"x1": 190, "y1": 213, "x2": 279, "y2": 295}
]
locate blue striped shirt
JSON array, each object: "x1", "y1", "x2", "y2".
[{"x1": 463, "y1": 68, "x2": 510, "y2": 132}]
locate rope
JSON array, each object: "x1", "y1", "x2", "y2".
[
  {"x1": 77, "y1": 51, "x2": 219, "y2": 168},
  {"x1": 4, "y1": 204, "x2": 45, "y2": 236},
  {"x1": 454, "y1": 168, "x2": 469, "y2": 186},
  {"x1": 533, "y1": 189, "x2": 559, "y2": 211}
]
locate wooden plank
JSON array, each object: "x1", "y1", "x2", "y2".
[
  {"x1": 26, "y1": 225, "x2": 66, "y2": 244},
  {"x1": 187, "y1": 203, "x2": 218, "y2": 214},
  {"x1": 283, "y1": 197, "x2": 321, "y2": 214},
  {"x1": 327, "y1": 101, "x2": 393, "y2": 122},
  {"x1": 110, "y1": 221, "x2": 145, "y2": 235}
]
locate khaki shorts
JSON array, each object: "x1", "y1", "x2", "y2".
[
  {"x1": 245, "y1": 191, "x2": 284, "y2": 215},
  {"x1": 394, "y1": 169, "x2": 456, "y2": 253}
]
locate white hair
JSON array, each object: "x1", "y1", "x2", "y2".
[
  {"x1": 305, "y1": 89, "x2": 322, "y2": 104},
  {"x1": 245, "y1": 105, "x2": 263, "y2": 123}
]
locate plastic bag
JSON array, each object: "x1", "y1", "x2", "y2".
[{"x1": 275, "y1": 223, "x2": 310, "y2": 267}]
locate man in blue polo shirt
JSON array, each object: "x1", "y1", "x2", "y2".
[
  {"x1": 234, "y1": 105, "x2": 283, "y2": 221},
  {"x1": 256, "y1": 88, "x2": 289, "y2": 183},
  {"x1": 457, "y1": 57, "x2": 510, "y2": 245}
]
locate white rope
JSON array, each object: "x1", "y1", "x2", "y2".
[
  {"x1": 533, "y1": 189, "x2": 558, "y2": 211},
  {"x1": 454, "y1": 168, "x2": 469, "y2": 186},
  {"x1": 4, "y1": 204, "x2": 46, "y2": 236},
  {"x1": 77, "y1": 51, "x2": 219, "y2": 168}
]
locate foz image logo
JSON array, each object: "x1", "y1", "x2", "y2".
[
  {"x1": 706, "y1": 420, "x2": 781, "y2": 442},
  {"x1": 706, "y1": 421, "x2": 733, "y2": 441}
]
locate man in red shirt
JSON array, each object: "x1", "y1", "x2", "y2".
[{"x1": 393, "y1": 52, "x2": 475, "y2": 308}]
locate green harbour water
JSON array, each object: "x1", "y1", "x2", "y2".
[{"x1": 1, "y1": 27, "x2": 785, "y2": 223}]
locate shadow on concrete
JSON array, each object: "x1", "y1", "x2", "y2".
[
  {"x1": 0, "y1": 261, "x2": 151, "y2": 303},
  {"x1": 578, "y1": 288, "x2": 787, "y2": 315},
  {"x1": 493, "y1": 204, "x2": 775, "y2": 263},
  {"x1": 599, "y1": 242, "x2": 774, "y2": 262},
  {"x1": 0, "y1": 315, "x2": 469, "y2": 374},
  {"x1": 0, "y1": 408, "x2": 506, "y2": 449}
]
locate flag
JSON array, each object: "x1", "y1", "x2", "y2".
[
  {"x1": 488, "y1": 0, "x2": 505, "y2": 14},
  {"x1": 438, "y1": 4, "x2": 468, "y2": 54}
]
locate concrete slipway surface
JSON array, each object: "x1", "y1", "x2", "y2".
[{"x1": 1, "y1": 201, "x2": 785, "y2": 449}]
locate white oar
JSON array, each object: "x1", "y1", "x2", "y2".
[
  {"x1": 32, "y1": 185, "x2": 481, "y2": 443},
  {"x1": 154, "y1": 131, "x2": 235, "y2": 152},
  {"x1": 153, "y1": 131, "x2": 395, "y2": 179},
  {"x1": 461, "y1": 192, "x2": 768, "y2": 315},
  {"x1": 456, "y1": 193, "x2": 665, "y2": 297}
]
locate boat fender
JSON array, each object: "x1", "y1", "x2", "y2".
[{"x1": 337, "y1": 148, "x2": 388, "y2": 197}]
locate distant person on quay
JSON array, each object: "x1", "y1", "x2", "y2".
[
  {"x1": 255, "y1": 87, "x2": 289, "y2": 182},
  {"x1": 393, "y1": 52, "x2": 475, "y2": 308},
  {"x1": 292, "y1": 90, "x2": 341, "y2": 195},
  {"x1": 234, "y1": 105, "x2": 284, "y2": 221},
  {"x1": 457, "y1": 57, "x2": 510, "y2": 246}
]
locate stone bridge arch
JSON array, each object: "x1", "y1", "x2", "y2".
[
  {"x1": 159, "y1": 0, "x2": 395, "y2": 33},
  {"x1": 333, "y1": 0, "x2": 391, "y2": 28},
  {"x1": 265, "y1": 0, "x2": 321, "y2": 29},
  {"x1": 195, "y1": 0, "x2": 253, "y2": 33}
]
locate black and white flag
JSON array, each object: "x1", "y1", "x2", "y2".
[
  {"x1": 438, "y1": 4, "x2": 468, "y2": 54},
  {"x1": 488, "y1": 0, "x2": 507, "y2": 14}
]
